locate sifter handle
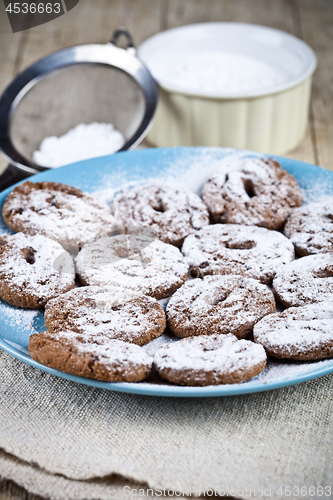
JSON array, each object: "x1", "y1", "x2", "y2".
[{"x1": 109, "y1": 27, "x2": 136, "y2": 54}]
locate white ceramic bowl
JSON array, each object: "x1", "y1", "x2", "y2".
[{"x1": 138, "y1": 23, "x2": 317, "y2": 154}]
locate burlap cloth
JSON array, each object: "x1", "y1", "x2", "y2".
[{"x1": 0, "y1": 350, "x2": 332, "y2": 500}]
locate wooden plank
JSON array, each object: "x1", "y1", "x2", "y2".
[
  {"x1": 111, "y1": 0, "x2": 164, "y2": 45},
  {"x1": 0, "y1": 2, "x2": 25, "y2": 174},
  {"x1": 0, "y1": 4, "x2": 24, "y2": 90},
  {"x1": 13, "y1": 0, "x2": 163, "y2": 69},
  {"x1": 296, "y1": 0, "x2": 333, "y2": 170},
  {"x1": 166, "y1": 0, "x2": 295, "y2": 32}
]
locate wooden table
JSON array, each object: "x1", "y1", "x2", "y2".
[{"x1": 0, "y1": 0, "x2": 332, "y2": 497}]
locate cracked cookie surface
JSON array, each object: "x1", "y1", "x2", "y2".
[
  {"x1": 0, "y1": 232, "x2": 75, "y2": 308},
  {"x1": 75, "y1": 236, "x2": 188, "y2": 299},
  {"x1": 254, "y1": 302, "x2": 333, "y2": 361},
  {"x1": 45, "y1": 286, "x2": 166, "y2": 346},
  {"x1": 201, "y1": 157, "x2": 302, "y2": 229},
  {"x1": 116, "y1": 182, "x2": 209, "y2": 247},
  {"x1": 284, "y1": 196, "x2": 333, "y2": 256},
  {"x1": 154, "y1": 334, "x2": 267, "y2": 386},
  {"x1": 166, "y1": 275, "x2": 275, "y2": 339},
  {"x1": 273, "y1": 253, "x2": 333, "y2": 307},
  {"x1": 182, "y1": 224, "x2": 294, "y2": 284},
  {"x1": 29, "y1": 332, "x2": 152, "y2": 382},
  {"x1": 2, "y1": 181, "x2": 116, "y2": 252}
]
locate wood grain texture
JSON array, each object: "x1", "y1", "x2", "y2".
[
  {"x1": 296, "y1": 0, "x2": 333, "y2": 170},
  {"x1": 167, "y1": 0, "x2": 295, "y2": 32},
  {"x1": 0, "y1": 2, "x2": 24, "y2": 174},
  {"x1": 0, "y1": 0, "x2": 332, "y2": 497}
]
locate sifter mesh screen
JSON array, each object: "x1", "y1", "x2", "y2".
[{"x1": 10, "y1": 63, "x2": 146, "y2": 163}]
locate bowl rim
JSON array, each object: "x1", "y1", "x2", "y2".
[{"x1": 138, "y1": 22, "x2": 317, "y2": 99}]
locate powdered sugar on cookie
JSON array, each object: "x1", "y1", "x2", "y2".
[
  {"x1": 154, "y1": 334, "x2": 267, "y2": 386},
  {"x1": 273, "y1": 253, "x2": 333, "y2": 307},
  {"x1": 284, "y1": 196, "x2": 333, "y2": 256},
  {"x1": 116, "y1": 182, "x2": 209, "y2": 247},
  {"x1": 201, "y1": 157, "x2": 302, "y2": 229},
  {"x1": 0, "y1": 232, "x2": 75, "y2": 308},
  {"x1": 182, "y1": 224, "x2": 295, "y2": 284},
  {"x1": 2, "y1": 181, "x2": 117, "y2": 253},
  {"x1": 45, "y1": 286, "x2": 166, "y2": 345},
  {"x1": 29, "y1": 332, "x2": 153, "y2": 382},
  {"x1": 75, "y1": 237, "x2": 188, "y2": 299},
  {"x1": 254, "y1": 302, "x2": 333, "y2": 361},
  {"x1": 166, "y1": 275, "x2": 275, "y2": 339}
]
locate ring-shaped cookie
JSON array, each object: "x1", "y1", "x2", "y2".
[
  {"x1": 284, "y1": 196, "x2": 333, "y2": 256},
  {"x1": 166, "y1": 275, "x2": 275, "y2": 339},
  {"x1": 153, "y1": 334, "x2": 267, "y2": 386},
  {"x1": 182, "y1": 224, "x2": 295, "y2": 284},
  {"x1": 45, "y1": 286, "x2": 166, "y2": 346},
  {"x1": 254, "y1": 302, "x2": 333, "y2": 361},
  {"x1": 75, "y1": 236, "x2": 188, "y2": 300},
  {"x1": 273, "y1": 253, "x2": 333, "y2": 307},
  {"x1": 29, "y1": 332, "x2": 152, "y2": 382},
  {"x1": 2, "y1": 181, "x2": 116, "y2": 253},
  {"x1": 116, "y1": 182, "x2": 209, "y2": 247},
  {"x1": 0, "y1": 232, "x2": 75, "y2": 308},
  {"x1": 201, "y1": 158, "x2": 302, "y2": 229}
]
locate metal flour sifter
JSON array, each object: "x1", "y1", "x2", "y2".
[{"x1": 0, "y1": 28, "x2": 158, "y2": 176}]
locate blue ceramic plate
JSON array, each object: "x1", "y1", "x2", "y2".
[{"x1": 0, "y1": 147, "x2": 332, "y2": 397}]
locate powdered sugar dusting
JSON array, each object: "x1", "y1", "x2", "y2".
[
  {"x1": 273, "y1": 253, "x2": 333, "y2": 306},
  {"x1": 116, "y1": 182, "x2": 209, "y2": 247},
  {"x1": 166, "y1": 275, "x2": 275, "y2": 339},
  {"x1": 182, "y1": 224, "x2": 295, "y2": 284},
  {"x1": 0, "y1": 233, "x2": 75, "y2": 307},
  {"x1": 154, "y1": 334, "x2": 267, "y2": 385},
  {"x1": 0, "y1": 300, "x2": 44, "y2": 353},
  {"x1": 55, "y1": 333, "x2": 152, "y2": 368},
  {"x1": 3, "y1": 184, "x2": 117, "y2": 253},
  {"x1": 75, "y1": 237, "x2": 188, "y2": 299},
  {"x1": 161, "y1": 149, "x2": 264, "y2": 195},
  {"x1": 158, "y1": 52, "x2": 288, "y2": 95},
  {"x1": 1, "y1": 304, "x2": 41, "y2": 331},
  {"x1": 1, "y1": 148, "x2": 333, "y2": 390},
  {"x1": 44, "y1": 286, "x2": 166, "y2": 345},
  {"x1": 254, "y1": 302, "x2": 333, "y2": 360},
  {"x1": 284, "y1": 195, "x2": 333, "y2": 255},
  {"x1": 142, "y1": 329, "x2": 177, "y2": 356},
  {"x1": 95, "y1": 149, "x2": 265, "y2": 198},
  {"x1": 201, "y1": 157, "x2": 302, "y2": 229}
]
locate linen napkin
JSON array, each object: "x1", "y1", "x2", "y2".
[{"x1": 0, "y1": 350, "x2": 332, "y2": 500}]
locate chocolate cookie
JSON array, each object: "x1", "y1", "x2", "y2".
[
  {"x1": 182, "y1": 224, "x2": 295, "y2": 284},
  {"x1": 273, "y1": 253, "x2": 333, "y2": 307},
  {"x1": 201, "y1": 157, "x2": 302, "y2": 229},
  {"x1": 115, "y1": 182, "x2": 210, "y2": 247},
  {"x1": 153, "y1": 334, "x2": 267, "y2": 386},
  {"x1": 75, "y1": 236, "x2": 188, "y2": 300},
  {"x1": 29, "y1": 331, "x2": 152, "y2": 382},
  {"x1": 253, "y1": 302, "x2": 333, "y2": 361},
  {"x1": 2, "y1": 181, "x2": 116, "y2": 253},
  {"x1": 45, "y1": 286, "x2": 166, "y2": 346},
  {"x1": 166, "y1": 275, "x2": 275, "y2": 340},
  {"x1": 0, "y1": 232, "x2": 75, "y2": 308},
  {"x1": 284, "y1": 196, "x2": 333, "y2": 256}
]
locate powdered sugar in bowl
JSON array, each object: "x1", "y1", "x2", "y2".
[{"x1": 138, "y1": 23, "x2": 317, "y2": 155}]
